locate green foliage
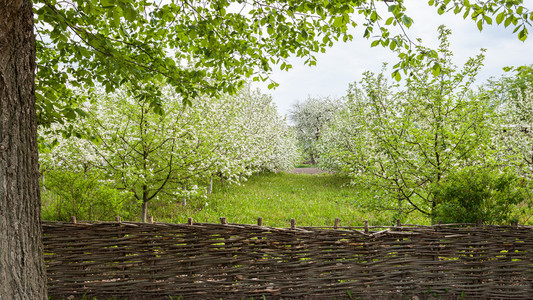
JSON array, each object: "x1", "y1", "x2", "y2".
[
  {"x1": 432, "y1": 167, "x2": 527, "y2": 225},
  {"x1": 41, "y1": 170, "x2": 133, "y2": 222},
  {"x1": 488, "y1": 64, "x2": 533, "y2": 105},
  {"x1": 318, "y1": 27, "x2": 497, "y2": 218},
  {"x1": 427, "y1": 0, "x2": 532, "y2": 40},
  {"x1": 33, "y1": 0, "x2": 532, "y2": 129},
  {"x1": 490, "y1": 74, "x2": 533, "y2": 182},
  {"x1": 39, "y1": 84, "x2": 298, "y2": 222},
  {"x1": 289, "y1": 96, "x2": 343, "y2": 164}
]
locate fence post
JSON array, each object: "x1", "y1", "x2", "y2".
[
  {"x1": 71, "y1": 216, "x2": 77, "y2": 224},
  {"x1": 148, "y1": 216, "x2": 154, "y2": 224},
  {"x1": 290, "y1": 219, "x2": 296, "y2": 230},
  {"x1": 188, "y1": 217, "x2": 193, "y2": 225},
  {"x1": 257, "y1": 217, "x2": 263, "y2": 226},
  {"x1": 220, "y1": 217, "x2": 228, "y2": 225},
  {"x1": 396, "y1": 219, "x2": 401, "y2": 227},
  {"x1": 114, "y1": 215, "x2": 127, "y2": 279},
  {"x1": 334, "y1": 218, "x2": 340, "y2": 229},
  {"x1": 364, "y1": 220, "x2": 369, "y2": 234}
]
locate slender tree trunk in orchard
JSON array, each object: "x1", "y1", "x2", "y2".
[
  {"x1": 141, "y1": 185, "x2": 148, "y2": 222},
  {"x1": 141, "y1": 201, "x2": 148, "y2": 223},
  {"x1": 0, "y1": 0, "x2": 47, "y2": 298}
]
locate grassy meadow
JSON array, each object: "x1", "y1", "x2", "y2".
[{"x1": 149, "y1": 171, "x2": 430, "y2": 227}]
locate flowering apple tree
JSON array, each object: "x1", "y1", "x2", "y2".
[
  {"x1": 318, "y1": 27, "x2": 498, "y2": 219},
  {"x1": 289, "y1": 96, "x2": 343, "y2": 164},
  {"x1": 39, "y1": 85, "x2": 298, "y2": 221}
]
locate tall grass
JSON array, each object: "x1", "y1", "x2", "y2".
[{"x1": 151, "y1": 172, "x2": 430, "y2": 227}]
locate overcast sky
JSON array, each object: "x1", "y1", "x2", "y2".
[{"x1": 253, "y1": 2, "x2": 533, "y2": 117}]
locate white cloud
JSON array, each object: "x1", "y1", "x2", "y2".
[{"x1": 254, "y1": 2, "x2": 533, "y2": 117}]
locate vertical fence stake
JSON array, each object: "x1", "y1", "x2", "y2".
[
  {"x1": 220, "y1": 217, "x2": 228, "y2": 225},
  {"x1": 334, "y1": 218, "x2": 340, "y2": 229},
  {"x1": 148, "y1": 216, "x2": 154, "y2": 224},
  {"x1": 290, "y1": 219, "x2": 296, "y2": 230},
  {"x1": 364, "y1": 220, "x2": 369, "y2": 234},
  {"x1": 187, "y1": 217, "x2": 193, "y2": 225},
  {"x1": 396, "y1": 219, "x2": 401, "y2": 227},
  {"x1": 71, "y1": 216, "x2": 77, "y2": 224},
  {"x1": 115, "y1": 216, "x2": 121, "y2": 223},
  {"x1": 257, "y1": 217, "x2": 263, "y2": 226}
]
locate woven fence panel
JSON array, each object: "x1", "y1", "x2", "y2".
[{"x1": 43, "y1": 222, "x2": 533, "y2": 299}]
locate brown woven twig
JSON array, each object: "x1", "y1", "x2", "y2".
[{"x1": 42, "y1": 221, "x2": 533, "y2": 299}]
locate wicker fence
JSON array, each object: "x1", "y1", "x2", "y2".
[{"x1": 43, "y1": 220, "x2": 533, "y2": 299}]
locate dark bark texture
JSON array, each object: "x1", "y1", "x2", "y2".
[{"x1": 0, "y1": 0, "x2": 47, "y2": 299}]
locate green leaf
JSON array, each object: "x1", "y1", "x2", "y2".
[
  {"x1": 504, "y1": 16, "x2": 512, "y2": 27},
  {"x1": 74, "y1": 108, "x2": 87, "y2": 117},
  {"x1": 301, "y1": 29, "x2": 308, "y2": 39},
  {"x1": 496, "y1": 12, "x2": 505, "y2": 25},
  {"x1": 463, "y1": 7, "x2": 470, "y2": 19},
  {"x1": 518, "y1": 27, "x2": 528, "y2": 41},
  {"x1": 78, "y1": 46, "x2": 91, "y2": 58},
  {"x1": 483, "y1": 15, "x2": 492, "y2": 25},
  {"x1": 64, "y1": 110, "x2": 76, "y2": 120},
  {"x1": 370, "y1": 11, "x2": 378, "y2": 22},
  {"x1": 477, "y1": 19, "x2": 483, "y2": 31},
  {"x1": 432, "y1": 63, "x2": 441, "y2": 76},
  {"x1": 371, "y1": 40, "x2": 380, "y2": 47},
  {"x1": 100, "y1": 0, "x2": 115, "y2": 8},
  {"x1": 112, "y1": 7, "x2": 121, "y2": 27},
  {"x1": 401, "y1": 15, "x2": 413, "y2": 28},
  {"x1": 392, "y1": 70, "x2": 401, "y2": 82},
  {"x1": 124, "y1": 7, "x2": 137, "y2": 22}
]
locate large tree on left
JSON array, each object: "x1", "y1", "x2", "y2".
[{"x1": 0, "y1": 0, "x2": 47, "y2": 298}]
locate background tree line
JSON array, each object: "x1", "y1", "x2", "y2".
[
  {"x1": 39, "y1": 84, "x2": 299, "y2": 222},
  {"x1": 291, "y1": 28, "x2": 533, "y2": 225}
]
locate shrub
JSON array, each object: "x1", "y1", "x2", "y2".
[
  {"x1": 41, "y1": 170, "x2": 133, "y2": 221},
  {"x1": 431, "y1": 167, "x2": 526, "y2": 225}
]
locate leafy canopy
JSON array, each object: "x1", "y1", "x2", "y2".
[{"x1": 34, "y1": 0, "x2": 533, "y2": 127}]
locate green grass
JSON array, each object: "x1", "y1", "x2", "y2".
[
  {"x1": 151, "y1": 172, "x2": 430, "y2": 227},
  {"x1": 294, "y1": 163, "x2": 316, "y2": 168}
]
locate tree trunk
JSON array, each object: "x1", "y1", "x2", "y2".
[
  {"x1": 0, "y1": 0, "x2": 47, "y2": 298},
  {"x1": 141, "y1": 201, "x2": 148, "y2": 223},
  {"x1": 141, "y1": 185, "x2": 149, "y2": 222}
]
